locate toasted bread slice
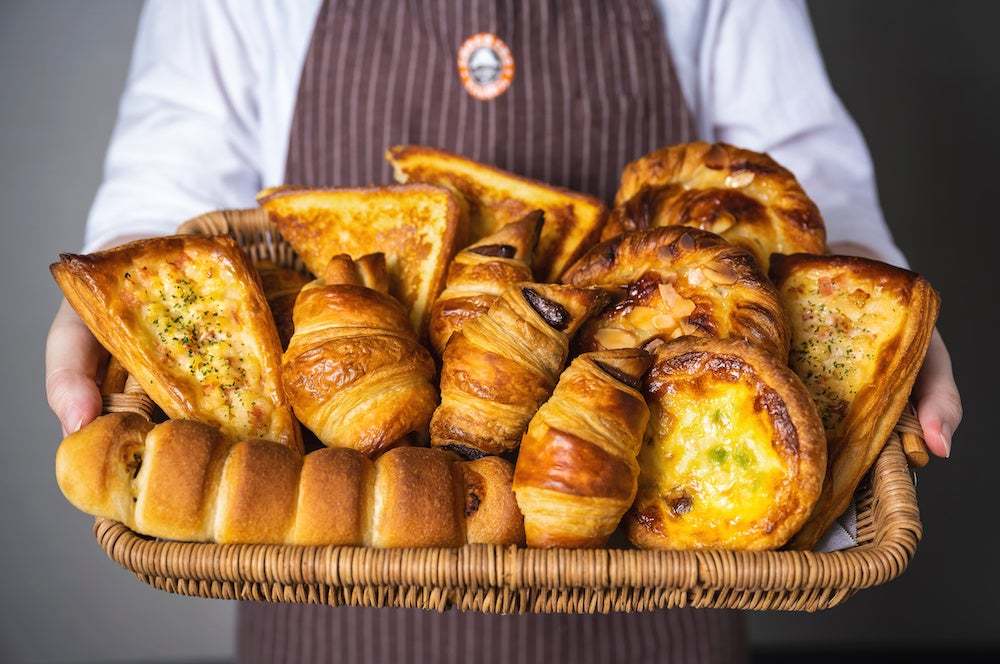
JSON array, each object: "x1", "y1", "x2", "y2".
[
  {"x1": 770, "y1": 254, "x2": 939, "y2": 549},
  {"x1": 259, "y1": 184, "x2": 464, "y2": 333},
  {"x1": 386, "y1": 145, "x2": 607, "y2": 281},
  {"x1": 51, "y1": 236, "x2": 301, "y2": 452}
]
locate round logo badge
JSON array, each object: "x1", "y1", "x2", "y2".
[{"x1": 457, "y1": 33, "x2": 514, "y2": 100}]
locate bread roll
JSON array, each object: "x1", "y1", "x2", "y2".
[{"x1": 55, "y1": 413, "x2": 524, "y2": 547}]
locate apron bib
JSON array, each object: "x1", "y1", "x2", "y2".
[{"x1": 242, "y1": 2, "x2": 743, "y2": 663}]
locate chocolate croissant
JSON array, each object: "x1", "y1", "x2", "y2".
[
  {"x1": 513, "y1": 349, "x2": 651, "y2": 548},
  {"x1": 429, "y1": 211, "x2": 542, "y2": 355},
  {"x1": 281, "y1": 253, "x2": 438, "y2": 456},
  {"x1": 55, "y1": 413, "x2": 524, "y2": 547},
  {"x1": 431, "y1": 282, "x2": 607, "y2": 458}
]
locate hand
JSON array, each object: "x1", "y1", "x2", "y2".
[
  {"x1": 913, "y1": 329, "x2": 962, "y2": 458},
  {"x1": 45, "y1": 299, "x2": 107, "y2": 437}
]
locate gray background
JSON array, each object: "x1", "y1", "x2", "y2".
[{"x1": 1, "y1": 1, "x2": 996, "y2": 661}]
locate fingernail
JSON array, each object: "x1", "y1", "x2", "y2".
[
  {"x1": 67, "y1": 410, "x2": 86, "y2": 435},
  {"x1": 940, "y1": 423, "x2": 952, "y2": 458}
]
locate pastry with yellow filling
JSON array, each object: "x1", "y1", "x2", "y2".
[
  {"x1": 770, "y1": 254, "x2": 939, "y2": 550},
  {"x1": 606, "y1": 142, "x2": 826, "y2": 270},
  {"x1": 628, "y1": 336, "x2": 825, "y2": 550},
  {"x1": 51, "y1": 235, "x2": 301, "y2": 452}
]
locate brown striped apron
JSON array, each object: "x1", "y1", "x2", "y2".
[{"x1": 240, "y1": 1, "x2": 746, "y2": 662}]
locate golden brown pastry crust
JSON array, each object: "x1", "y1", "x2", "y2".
[
  {"x1": 255, "y1": 260, "x2": 311, "y2": 349},
  {"x1": 55, "y1": 414, "x2": 525, "y2": 547},
  {"x1": 563, "y1": 226, "x2": 789, "y2": 360},
  {"x1": 429, "y1": 211, "x2": 541, "y2": 355},
  {"x1": 51, "y1": 235, "x2": 301, "y2": 452},
  {"x1": 386, "y1": 145, "x2": 607, "y2": 281},
  {"x1": 282, "y1": 254, "x2": 438, "y2": 456},
  {"x1": 607, "y1": 142, "x2": 827, "y2": 270},
  {"x1": 431, "y1": 282, "x2": 607, "y2": 457},
  {"x1": 629, "y1": 337, "x2": 826, "y2": 550},
  {"x1": 260, "y1": 183, "x2": 464, "y2": 334},
  {"x1": 513, "y1": 349, "x2": 651, "y2": 548},
  {"x1": 770, "y1": 254, "x2": 939, "y2": 550}
]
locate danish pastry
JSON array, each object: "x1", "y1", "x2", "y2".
[
  {"x1": 514, "y1": 349, "x2": 650, "y2": 548},
  {"x1": 281, "y1": 253, "x2": 438, "y2": 456},
  {"x1": 429, "y1": 210, "x2": 541, "y2": 355},
  {"x1": 606, "y1": 142, "x2": 826, "y2": 270},
  {"x1": 51, "y1": 236, "x2": 301, "y2": 452},
  {"x1": 55, "y1": 413, "x2": 524, "y2": 547},
  {"x1": 628, "y1": 337, "x2": 825, "y2": 550},
  {"x1": 563, "y1": 226, "x2": 789, "y2": 360},
  {"x1": 770, "y1": 254, "x2": 939, "y2": 549},
  {"x1": 431, "y1": 282, "x2": 606, "y2": 458}
]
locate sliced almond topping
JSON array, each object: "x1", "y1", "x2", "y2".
[
  {"x1": 594, "y1": 327, "x2": 638, "y2": 349},
  {"x1": 687, "y1": 267, "x2": 705, "y2": 286},
  {"x1": 725, "y1": 170, "x2": 755, "y2": 188},
  {"x1": 703, "y1": 263, "x2": 739, "y2": 285},
  {"x1": 678, "y1": 320, "x2": 699, "y2": 336},
  {"x1": 658, "y1": 282, "x2": 696, "y2": 317},
  {"x1": 651, "y1": 314, "x2": 677, "y2": 330}
]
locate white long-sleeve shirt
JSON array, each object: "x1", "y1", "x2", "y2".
[{"x1": 84, "y1": 0, "x2": 906, "y2": 267}]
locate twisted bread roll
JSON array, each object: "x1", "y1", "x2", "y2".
[
  {"x1": 55, "y1": 413, "x2": 525, "y2": 547},
  {"x1": 431, "y1": 283, "x2": 607, "y2": 458},
  {"x1": 429, "y1": 211, "x2": 541, "y2": 355},
  {"x1": 607, "y1": 142, "x2": 827, "y2": 271},
  {"x1": 281, "y1": 253, "x2": 438, "y2": 456},
  {"x1": 513, "y1": 349, "x2": 651, "y2": 548}
]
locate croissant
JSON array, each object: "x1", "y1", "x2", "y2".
[
  {"x1": 563, "y1": 226, "x2": 790, "y2": 360},
  {"x1": 429, "y1": 211, "x2": 541, "y2": 355},
  {"x1": 281, "y1": 253, "x2": 438, "y2": 456},
  {"x1": 431, "y1": 283, "x2": 607, "y2": 458},
  {"x1": 51, "y1": 235, "x2": 301, "y2": 452},
  {"x1": 605, "y1": 142, "x2": 827, "y2": 271},
  {"x1": 770, "y1": 254, "x2": 940, "y2": 550},
  {"x1": 55, "y1": 413, "x2": 525, "y2": 547},
  {"x1": 513, "y1": 349, "x2": 651, "y2": 548},
  {"x1": 628, "y1": 337, "x2": 826, "y2": 551}
]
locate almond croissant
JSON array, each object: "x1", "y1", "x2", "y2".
[
  {"x1": 55, "y1": 413, "x2": 524, "y2": 547},
  {"x1": 281, "y1": 253, "x2": 438, "y2": 456},
  {"x1": 430, "y1": 282, "x2": 606, "y2": 458},
  {"x1": 429, "y1": 211, "x2": 541, "y2": 355},
  {"x1": 513, "y1": 348, "x2": 651, "y2": 548}
]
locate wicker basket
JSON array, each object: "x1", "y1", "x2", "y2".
[{"x1": 92, "y1": 209, "x2": 925, "y2": 613}]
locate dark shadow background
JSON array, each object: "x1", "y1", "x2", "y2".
[
  {"x1": 746, "y1": 0, "x2": 1000, "y2": 653},
  {"x1": 0, "y1": 1, "x2": 996, "y2": 661}
]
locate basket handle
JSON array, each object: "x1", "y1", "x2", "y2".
[{"x1": 895, "y1": 402, "x2": 929, "y2": 468}]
